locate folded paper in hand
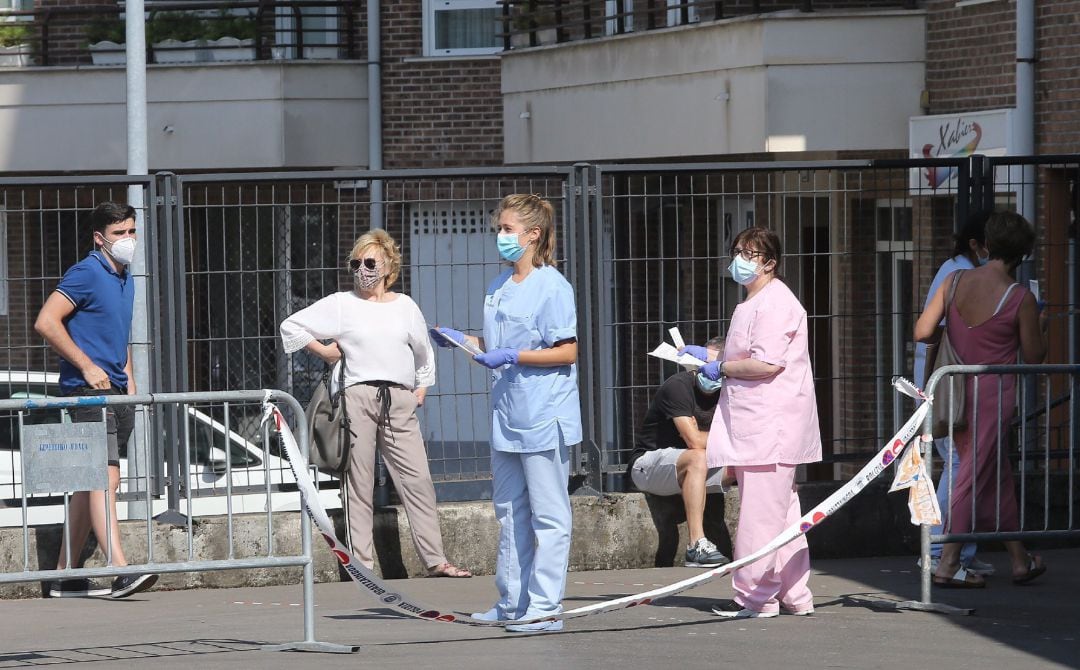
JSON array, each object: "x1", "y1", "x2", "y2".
[{"x1": 647, "y1": 327, "x2": 706, "y2": 370}]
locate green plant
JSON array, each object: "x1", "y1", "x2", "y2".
[
  {"x1": 205, "y1": 11, "x2": 256, "y2": 41},
  {"x1": 147, "y1": 12, "x2": 206, "y2": 43},
  {"x1": 0, "y1": 23, "x2": 31, "y2": 48},
  {"x1": 85, "y1": 17, "x2": 125, "y2": 45}
]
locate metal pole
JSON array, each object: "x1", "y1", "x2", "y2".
[
  {"x1": 368, "y1": 0, "x2": 384, "y2": 228},
  {"x1": 126, "y1": 0, "x2": 152, "y2": 520},
  {"x1": 1015, "y1": 0, "x2": 1036, "y2": 226}
]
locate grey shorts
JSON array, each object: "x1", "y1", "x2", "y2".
[
  {"x1": 630, "y1": 448, "x2": 726, "y2": 496},
  {"x1": 64, "y1": 387, "x2": 134, "y2": 466}
]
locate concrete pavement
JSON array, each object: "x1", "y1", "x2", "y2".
[{"x1": 1, "y1": 549, "x2": 1076, "y2": 669}]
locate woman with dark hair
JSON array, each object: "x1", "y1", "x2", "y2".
[
  {"x1": 280, "y1": 229, "x2": 471, "y2": 579},
  {"x1": 915, "y1": 210, "x2": 993, "y2": 576},
  {"x1": 432, "y1": 194, "x2": 580, "y2": 633},
  {"x1": 680, "y1": 225, "x2": 821, "y2": 619},
  {"x1": 915, "y1": 211, "x2": 1048, "y2": 588}
]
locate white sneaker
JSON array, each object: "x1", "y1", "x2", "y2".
[
  {"x1": 916, "y1": 557, "x2": 941, "y2": 572},
  {"x1": 780, "y1": 605, "x2": 814, "y2": 616},
  {"x1": 965, "y1": 557, "x2": 996, "y2": 576},
  {"x1": 711, "y1": 600, "x2": 778, "y2": 619}
]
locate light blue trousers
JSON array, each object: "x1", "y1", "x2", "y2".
[
  {"x1": 930, "y1": 436, "x2": 977, "y2": 564},
  {"x1": 490, "y1": 440, "x2": 572, "y2": 620}
]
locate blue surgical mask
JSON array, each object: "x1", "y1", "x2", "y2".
[
  {"x1": 976, "y1": 250, "x2": 990, "y2": 266},
  {"x1": 497, "y1": 232, "x2": 527, "y2": 262},
  {"x1": 728, "y1": 255, "x2": 760, "y2": 285},
  {"x1": 696, "y1": 373, "x2": 723, "y2": 393}
]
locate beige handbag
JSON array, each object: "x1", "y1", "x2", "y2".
[{"x1": 929, "y1": 272, "x2": 967, "y2": 438}]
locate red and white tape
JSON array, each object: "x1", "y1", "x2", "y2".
[{"x1": 266, "y1": 379, "x2": 929, "y2": 627}]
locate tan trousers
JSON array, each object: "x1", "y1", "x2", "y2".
[{"x1": 343, "y1": 383, "x2": 447, "y2": 570}]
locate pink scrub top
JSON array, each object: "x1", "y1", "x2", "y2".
[{"x1": 706, "y1": 279, "x2": 822, "y2": 468}]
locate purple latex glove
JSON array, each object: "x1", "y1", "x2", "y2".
[
  {"x1": 473, "y1": 348, "x2": 519, "y2": 369},
  {"x1": 700, "y1": 360, "x2": 723, "y2": 381},
  {"x1": 677, "y1": 345, "x2": 710, "y2": 361},
  {"x1": 430, "y1": 327, "x2": 465, "y2": 348}
]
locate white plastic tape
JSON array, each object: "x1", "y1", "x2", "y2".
[{"x1": 267, "y1": 384, "x2": 929, "y2": 627}]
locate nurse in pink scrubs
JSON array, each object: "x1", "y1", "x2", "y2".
[{"x1": 682, "y1": 226, "x2": 822, "y2": 619}]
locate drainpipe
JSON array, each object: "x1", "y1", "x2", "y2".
[
  {"x1": 368, "y1": 0, "x2": 384, "y2": 229},
  {"x1": 1015, "y1": 0, "x2": 1035, "y2": 224},
  {"x1": 126, "y1": 0, "x2": 152, "y2": 520}
]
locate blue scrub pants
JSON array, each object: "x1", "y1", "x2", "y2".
[
  {"x1": 490, "y1": 439, "x2": 571, "y2": 619},
  {"x1": 930, "y1": 436, "x2": 977, "y2": 564}
]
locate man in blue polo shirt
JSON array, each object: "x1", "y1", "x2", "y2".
[{"x1": 34, "y1": 202, "x2": 158, "y2": 599}]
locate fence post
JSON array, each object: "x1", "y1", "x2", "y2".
[{"x1": 569, "y1": 164, "x2": 601, "y2": 495}]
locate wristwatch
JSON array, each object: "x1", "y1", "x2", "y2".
[{"x1": 717, "y1": 361, "x2": 727, "y2": 380}]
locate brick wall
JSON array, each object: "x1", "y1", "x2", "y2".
[
  {"x1": 33, "y1": 0, "x2": 119, "y2": 66},
  {"x1": 926, "y1": 0, "x2": 1080, "y2": 154},
  {"x1": 380, "y1": 0, "x2": 503, "y2": 168}
]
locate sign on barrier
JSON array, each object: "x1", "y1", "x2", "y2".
[{"x1": 21, "y1": 422, "x2": 108, "y2": 494}]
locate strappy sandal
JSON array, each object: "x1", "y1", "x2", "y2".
[
  {"x1": 427, "y1": 562, "x2": 473, "y2": 578},
  {"x1": 1012, "y1": 554, "x2": 1046, "y2": 585},
  {"x1": 933, "y1": 566, "x2": 986, "y2": 589}
]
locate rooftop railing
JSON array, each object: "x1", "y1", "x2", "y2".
[
  {"x1": 0, "y1": 0, "x2": 360, "y2": 67},
  {"x1": 497, "y1": 0, "x2": 921, "y2": 50}
]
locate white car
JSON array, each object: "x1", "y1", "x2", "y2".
[{"x1": 0, "y1": 371, "x2": 341, "y2": 526}]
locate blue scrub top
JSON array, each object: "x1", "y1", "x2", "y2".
[{"x1": 483, "y1": 265, "x2": 582, "y2": 453}]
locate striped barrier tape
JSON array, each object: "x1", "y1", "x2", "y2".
[{"x1": 265, "y1": 379, "x2": 929, "y2": 627}]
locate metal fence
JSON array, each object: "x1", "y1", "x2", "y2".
[
  {"x1": 1, "y1": 156, "x2": 1078, "y2": 513},
  {"x1": 0, "y1": 389, "x2": 346, "y2": 652},
  {"x1": 914, "y1": 364, "x2": 1079, "y2": 613}
]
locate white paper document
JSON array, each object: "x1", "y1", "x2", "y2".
[{"x1": 647, "y1": 340, "x2": 706, "y2": 370}]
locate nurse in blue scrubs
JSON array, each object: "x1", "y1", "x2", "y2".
[{"x1": 432, "y1": 193, "x2": 580, "y2": 633}]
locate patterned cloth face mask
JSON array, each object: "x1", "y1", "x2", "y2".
[{"x1": 350, "y1": 257, "x2": 383, "y2": 290}]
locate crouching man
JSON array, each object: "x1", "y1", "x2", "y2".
[{"x1": 627, "y1": 336, "x2": 733, "y2": 567}]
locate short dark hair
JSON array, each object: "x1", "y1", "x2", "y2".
[
  {"x1": 90, "y1": 202, "x2": 136, "y2": 235},
  {"x1": 985, "y1": 211, "x2": 1035, "y2": 267},
  {"x1": 705, "y1": 336, "x2": 725, "y2": 350},
  {"x1": 952, "y1": 209, "x2": 990, "y2": 258}
]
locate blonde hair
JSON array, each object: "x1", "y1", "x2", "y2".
[
  {"x1": 492, "y1": 194, "x2": 557, "y2": 268},
  {"x1": 349, "y1": 228, "x2": 401, "y2": 288}
]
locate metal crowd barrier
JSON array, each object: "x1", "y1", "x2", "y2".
[
  {"x1": 0, "y1": 389, "x2": 353, "y2": 654},
  {"x1": 915, "y1": 363, "x2": 1079, "y2": 614}
]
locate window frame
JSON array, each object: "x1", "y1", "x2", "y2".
[{"x1": 422, "y1": 0, "x2": 503, "y2": 58}]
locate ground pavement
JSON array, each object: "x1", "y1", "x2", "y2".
[{"x1": 1, "y1": 549, "x2": 1076, "y2": 669}]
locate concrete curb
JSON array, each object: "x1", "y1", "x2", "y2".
[{"x1": 0, "y1": 481, "x2": 923, "y2": 599}]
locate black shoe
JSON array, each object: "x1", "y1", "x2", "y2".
[
  {"x1": 48, "y1": 578, "x2": 111, "y2": 598},
  {"x1": 110, "y1": 574, "x2": 159, "y2": 599}
]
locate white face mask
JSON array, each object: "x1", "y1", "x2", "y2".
[{"x1": 104, "y1": 236, "x2": 137, "y2": 266}]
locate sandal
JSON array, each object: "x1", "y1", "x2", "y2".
[
  {"x1": 1012, "y1": 554, "x2": 1046, "y2": 585},
  {"x1": 427, "y1": 562, "x2": 472, "y2": 578},
  {"x1": 933, "y1": 566, "x2": 986, "y2": 589}
]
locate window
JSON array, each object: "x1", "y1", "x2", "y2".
[
  {"x1": 605, "y1": 0, "x2": 633, "y2": 36},
  {"x1": 423, "y1": 0, "x2": 502, "y2": 57},
  {"x1": 666, "y1": 0, "x2": 698, "y2": 27}
]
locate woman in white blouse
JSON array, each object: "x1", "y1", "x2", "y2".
[{"x1": 280, "y1": 229, "x2": 471, "y2": 578}]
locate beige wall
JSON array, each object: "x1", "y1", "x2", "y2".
[
  {"x1": 502, "y1": 10, "x2": 925, "y2": 163},
  {"x1": 0, "y1": 62, "x2": 368, "y2": 172}
]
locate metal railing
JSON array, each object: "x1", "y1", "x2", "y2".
[
  {"x1": 0, "y1": 389, "x2": 347, "y2": 652},
  {"x1": 498, "y1": 0, "x2": 921, "y2": 50},
  {"x1": 916, "y1": 364, "x2": 1080, "y2": 611},
  {"x1": 0, "y1": 1, "x2": 360, "y2": 67}
]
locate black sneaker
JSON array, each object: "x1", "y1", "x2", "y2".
[
  {"x1": 48, "y1": 578, "x2": 111, "y2": 598},
  {"x1": 110, "y1": 574, "x2": 159, "y2": 599}
]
